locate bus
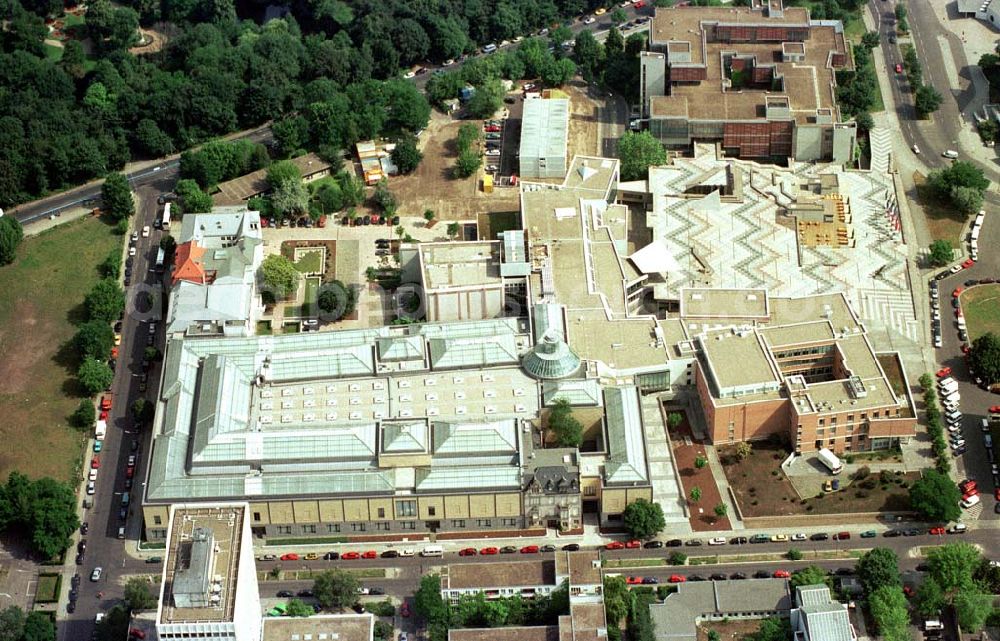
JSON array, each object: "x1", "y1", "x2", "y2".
[
  {"x1": 160, "y1": 203, "x2": 171, "y2": 230},
  {"x1": 155, "y1": 248, "x2": 165, "y2": 272}
]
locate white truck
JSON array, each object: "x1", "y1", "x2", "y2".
[
  {"x1": 817, "y1": 447, "x2": 843, "y2": 474},
  {"x1": 94, "y1": 419, "x2": 107, "y2": 440}
]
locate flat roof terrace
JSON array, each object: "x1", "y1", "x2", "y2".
[
  {"x1": 160, "y1": 505, "x2": 243, "y2": 625},
  {"x1": 446, "y1": 560, "x2": 556, "y2": 590},
  {"x1": 699, "y1": 327, "x2": 779, "y2": 391},
  {"x1": 420, "y1": 241, "x2": 502, "y2": 290}
]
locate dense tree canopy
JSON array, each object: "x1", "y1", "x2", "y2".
[
  {"x1": 313, "y1": 569, "x2": 360, "y2": 609},
  {"x1": 548, "y1": 398, "x2": 582, "y2": 447},
  {"x1": 856, "y1": 548, "x2": 901, "y2": 595},
  {"x1": 85, "y1": 278, "x2": 125, "y2": 323},
  {"x1": 73, "y1": 321, "x2": 115, "y2": 362},
  {"x1": 259, "y1": 255, "x2": 299, "y2": 301},
  {"x1": 0, "y1": 473, "x2": 80, "y2": 559},
  {"x1": 618, "y1": 131, "x2": 667, "y2": 181}
]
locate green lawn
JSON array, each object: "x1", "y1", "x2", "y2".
[
  {"x1": 62, "y1": 12, "x2": 84, "y2": 28},
  {"x1": 43, "y1": 43, "x2": 63, "y2": 62},
  {"x1": 0, "y1": 215, "x2": 120, "y2": 482},
  {"x1": 34, "y1": 574, "x2": 61, "y2": 603},
  {"x1": 292, "y1": 249, "x2": 324, "y2": 274},
  {"x1": 914, "y1": 174, "x2": 967, "y2": 244},
  {"x1": 960, "y1": 284, "x2": 1000, "y2": 341}
]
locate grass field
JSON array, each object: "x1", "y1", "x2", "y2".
[
  {"x1": 960, "y1": 284, "x2": 1000, "y2": 341},
  {"x1": 34, "y1": 574, "x2": 61, "y2": 603},
  {"x1": 292, "y1": 249, "x2": 324, "y2": 275},
  {"x1": 0, "y1": 215, "x2": 120, "y2": 483},
  {"x1": 43, "y1": 43, "x2": 63, "y2": 61}
]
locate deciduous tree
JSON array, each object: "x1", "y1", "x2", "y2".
[
  {"x1": 78, "y1": 358, "x2": 114, "y2": 395},
  {"x1": 73, "y1": 321, "x2": 115, "y2": 361},
  {"x1": 391, "y1": 137, "x2": 423, "y2": 174},
  {"x1": 857, "y1": 548, "x2": 901, "y2": 595},
  {"x1": 548, "y1": 399, "x2": 583, "y2": 447},
  {"x1": 124, "y1": 577, "x2": 156, "y2": 611},
  {"x1": 790, "y1": 565, "x2": 833, "y2": 589},
  {"x1": 618, "y1": 131, "x2": 667, "y2": 181},
  {"x1": 101, "y1": 173, "x2": 134, "y2": 220},
  {"x1": 909, "y1": 469, "x2": 961, "y2": 523},
  {"x1": 623, "y1": 498, "x2": 665, "y2": 539},
  {"x1": 0, "y1": 215, "x2": 24, "y2": 266},
  {"x1": 175, "y1": 179, "x2": 213, "y2": 215},
  {"x1": 259, "y1": 255, "x2": 300, "y2": 301},
  {"x1": 85, "y1": 279, "x2": 125, "y2": 323},
  {"x1": 313, "y1": 569, "x2": 360, "y2": 609},
  {"x1": 969, "y1": 332, "x2": 1000, "y2": 385},
  {"x1": 927, "y1": 240, "x2": 954, "y2": 267}
]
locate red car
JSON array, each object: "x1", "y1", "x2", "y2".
[
  {"x1": 903, "y1": 585, "x2": 915, "y2": 597},
  {"x1": 625, "y1": 540, "x2": 641, "y2": 549},
  {"x1": 605, "y1": 541, "x2": 625, "y2": 550},
  {"x1": 668, "y1": 575, "x2": 686, "y2": 583},
  {"x1": 962, "y1": 488, "x2": 978, "y2": 500},
  {"x1": 895, "y1": 63, "x2": 903, "y2": 73},
  {"x1": 341, "y1": 552, "x2": 360, "y2": 560},
  {"x1": 111, "y1": 347, "x2": 118, "y2": 359},
  {"x1": 936, "y1": 367, "x2": 952, "y2": 378},
  {"x1": 458, "y1": 548, "x2": 477, "y2": 557},
  {"x1": 100, "y1": 395, "x2": 112, "y2": 411},
  {"x1": 952, "y1": 287, "x2": 963, "y2": 298},
  {"x1": 400, "y1": 602, "x2": 411, "y2": 617},
  {"x1": 126, "y1": 466, "x2": 134, "y2": 479},
  {"x1": 773, "y1": 570, "x2": 791, "y2": 578},
  {"x1": 959, "y1": 479, "x2": 977, "y2": 494},
  {"x1": 995, "y1": 488, "x2": 1000, "y2": 501},
  {"x1": 962, "y1": 344, "x2": 971, "y2": 354},
  {"x1": 484, "y1": 125, "x2": 501, "y2": 132},
  {"x1": 989, "y1": 406, "x2": 1000, "y2": 414},
  {"x1": 634, "y1": 0, "x2": 645, "y2": 6},
  {"x1": 626, "y1": 576, "x2": 644, "y2": 585},
  {"x1": 963, "y1": 258, "x2": 976, "y2": 268},
  {"x1": 520, "y1": 545, "x2": 540, "y2": 554},
  {"x1": 90, "y1": 457, "x2": 100, "y2": 469},
  {"x1": 99, "y1": 410, "x2": 109, "y2": 421},
  {"x1": 480, "y1": 547, "x2": 499, "y2": 555},
  {"x1": 361, "y1": 550, "x2": 378, "y2": 559},
  {"x1": 956, "y1": 308, "x2": 964, "y2": 319},
  {"x1": 280, "y1": 553, "x2": 299, "y2": 561},
  {"x1": 928, "y1": 527, "x2": 946, "y2": 535}
]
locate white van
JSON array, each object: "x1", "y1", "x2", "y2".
[
  {"x1": 938, "y1": 376, "x2": 956, "y2": 388},
  {"x1": 420, "y1": 545, "x2": 444, "y2": 557},
  {"x1": 982, "y1": 418, "x2": 990, "y2": 433},
  {"x1": 943, "y1": 391, "x2": 961, "y2": 404},
  {"x1": 942, "y1": 150, "x2": 959, "y2": 159},
  {"x1": 925, "y1": 620, "x2": 944, "y2": 631},
  {"x1": 482, "y1": 43, "x2": 498, "y2": 54}
]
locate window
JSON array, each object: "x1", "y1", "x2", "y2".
[
  {"x1": 276, "y1": 525, "x2": 292, "y2": 535},
  {"x1": 253, "y1": 512, "x2": 262, "y2": 522},
  {"x1": 847, "y1": 414, "x2": 854, "y2": 422},
  {"x1": 377, "y1": 507, "x2": 386, "y2": 519},
  {"x1": 401, "y1": 521, "x2": 416, "y2": 530},
  {"x1": 873, "y1": 411, "x2": 880, "y2": 419},
  {"x1": 352, "y1": 523, "x2": 366, "y2": 532},
  {"x1": 396, "y1": 500, "x2": 417, "y2": 517},
  {"x1": 153, "y1": 515, "x2": 162, "y2": 525},
  {"x1": 452, "y1": 520, "x2": 466, "y2": 528},
  {"x1": 428, "y1": 506, "x2": 437, "y2": 517},
  {"x1": 302, "y1": 525, "x2": 317, "y2": 534},
  {"x1": 501, "y1": 518, "x2": 517, "y2": 527},
  {"x1": 151, "y1": 528, "x2": 167, "y2": 539},
  {"x1": 375, "y1": 522, "x2": 389, "y2": 531},
  {"x1": 819, "y1": 418, "x2": 825, "y2": 426},
  {"x1": 476, "y1": 519, "x2": 493, "y2": 527},
  {"x1": 326, "y1": 524, "x2": 341, "y2": 533}
]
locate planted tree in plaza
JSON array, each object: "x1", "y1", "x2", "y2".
[
  {"x1": 689, "y1": 487, "x2": 702, "y2": 503},
  {"x1": 259, "y1": 255, "x2": 300, "y2": 302},
  {"x1": 927, "y1": 240, "x2": 954, "y2": 267},
  {"x1": 124, "y1": 577, "x2": 156, "y2": 610},
  {"x1": 623, "y1": 498, "x2": 665, "y2": 539},
  {"x1": 617, "y1": 131, "x2": 667, "y2": 181},
  {"x1": 713, "y1": 503, "x2": 728, "y2": 518},
  {"x1": 548, "y1": 399, "x2": 583, "y2": 448}
]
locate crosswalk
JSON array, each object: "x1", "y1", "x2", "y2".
[{"x1": 869, "y1": 127, "x2": 892, "y2": 174}]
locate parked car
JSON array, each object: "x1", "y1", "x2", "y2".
[
  {"x1": 280, "y1": 553, "x2": 299, "y2": 561},
  {"x1": 605, "y1": 541, "x2": 625, "y2": 550},
  {"x1": 480, "y1": 547, "x2": 499, "y2": 555},
  {"x1": 341, "y1": 552, "x2": 360, "y2": 560},
  {"x1": 458, "y1": 548, "x2": 477, "y2": 556}
]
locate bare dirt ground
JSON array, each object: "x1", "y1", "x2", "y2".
[{"x1": 392, "y1": 111, "x2": 520, "y2": 221}]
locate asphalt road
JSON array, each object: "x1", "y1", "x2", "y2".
[
  {"x1": 60, "y1": 184, "x2": 169, "y2": 641},
  {"x1": 11, "y1": 126, "x2": 274, "y2": 227}
]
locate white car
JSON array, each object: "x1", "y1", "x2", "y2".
[
  {"x1": 948, "y1": 423, "x2": 962, "y2": 433},
  {"x1": 397, "y1": 548, "x2": 415, "y2": 557},
  {"x1": 951, "y1": 439, "x2": 966, "y2": 449},
  {"x1": 88, "y1": 469, "x2": 98, "y2": 481},
  {"x1": 708, "y1": 537, "x2": 726, "y2": 546},
  {"x1": 141, "y1": 225, "x2": 150, "y2": 238},
  {"x1": 129, "y1": 246, "x2": 136, "y2": 257},
  {"x1": 942, "y1": 150, "x2": 959, "y2": 159},
  {"x1": 912, "y1": 144, "x2": 920, "y2": 154},
  {"x1": 404, "y1": 70, "x2": 416, "y2": 79},
  {"x1": 443, "y1": 59, "x2": 455, "y2": 66},
  {"x1": 961, "y1": 494, "x2": 980, "y2": 509},
  {"x1": 485, "y1": 149, "x2": 501, "y2": 156},
  {"x1": 90, "y1": 567, "x2": 103, "y2": 582},
  {"x1": 771, "y1": 534, "x2": 788, "y2": 542},
  {"x1": 86, "y1": 481, "x2": 95, "y2": 495},
  {"x1": 130, "y1": 232, "x2": 138, "y2": 243},
  {"x1": 791, "y1": 533, "x2": 807, "y2": 541},
  {"x1": 934, "y1": 335, "x2": 942, "y2": 348},
  {"x1": 584, "y1": 16, "x2": 596, "y2": 24}
]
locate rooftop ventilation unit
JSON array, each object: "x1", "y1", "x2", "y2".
[{"x1": 847, "y1": 376, "x2": 867, "y2": 399}]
